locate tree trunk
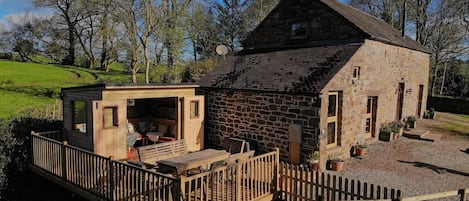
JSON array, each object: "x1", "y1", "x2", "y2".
[
  {"x1": 430, "y1": 52, "x2": 439, "y2": 96},
  {"x1": 439, "y1": 61, "x2": 448, "y2": 95},
  {"x1": 63, "y1": 22, "x2": 75, "y2": 65},
  {"x1": 100, "y1": 12, "x2": 109, "y2": 71},
  {"x1": 144, "y1": 40, "x2": 151, "y2": 84}
]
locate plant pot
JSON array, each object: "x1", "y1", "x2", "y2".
[
  {"x1": 331, "y1": 160, "x2": 344, "y2": 172},
  {"x1": 392, "y1": 133, "x2": 399, "y2": 140},
  {"x1": 311, "y1": 162, "x2": 319, "y2": 172},
  {"x1": 408, "y1": 121, "x2": 417, "y2": 128},
  {"x1": 355, "y1": 146, "x2": 367, "y2": 156},
  {"x1": 379, "y1": 131, "x2": 394, "y2": 141}
]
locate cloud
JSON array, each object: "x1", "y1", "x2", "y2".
[{"x1": 0, "y1": 8, "x2": 54, "y2": 30}]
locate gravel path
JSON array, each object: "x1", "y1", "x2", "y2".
[{"x1": 324, "y1": 124, "x2": 469, "y2": 198}]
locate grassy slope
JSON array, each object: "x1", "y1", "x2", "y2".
[
  {"x1": 428, "y1": 112, "x2": 469, "y2": 137},
  {"x1": 0, "y1": 60, "x2": 130, "y2": 119}
]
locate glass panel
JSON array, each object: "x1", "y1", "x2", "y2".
[
  {"x1": 367, "y1": 97, "x2": 372, "y2": 114},
  {"x1": 365, "y1": 118, "x2": 371, "y2": 133},
  {"x1": 327, "y1": 122, "x2": 336, "y2": 144},
  {"x1": 190, "y1": 101, "x2": 199, "y2": 119},
  {"x1": 328, "y1": 94, "x2": 337, "y2": 117},
  {"x1": 73, "y1": 101, "x2": 87, "y2": 133},
  {"x1": 104, "y1": 107, "x2": 118, "y2": 128},
  {"x1": 291, "y1": 22, "x2": 307, "y2": 38}
]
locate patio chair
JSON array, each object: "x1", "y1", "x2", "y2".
[{"x1": 223, "y1": 138, "x2": 250, "y2": 154}]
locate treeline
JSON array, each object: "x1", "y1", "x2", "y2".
[
  {"x1": 0, "y1": 0, "x2": 468, "y2": 97},
  {"x1": 0, "y1": 0, "x2": 280, "y2": 83}
]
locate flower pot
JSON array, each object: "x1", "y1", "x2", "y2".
[
  {"x1": 355, "y1": 146, "x2": 367, "y2": 156},
  {"x1": 331, "y1": 160, "x2": 344, "y2": 171},
  {"x1": 311, "y1": 162, "x2": 319, "y2": 172},
  {"x1": 392, "y1": 133, "x2": 399, "y2": 140},
  {"x1": 379, "y1": 131, "x2": 394, "y2": 141}
]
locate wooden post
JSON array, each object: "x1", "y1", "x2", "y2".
[
  {"x1": 30, "y1": 131, "x2": 36, "y2": 165},
  {"x1": 108, "y1": 157, "x2": 114, "y2": 201},
  {"x1": 274, "y1": 148, "x2": 280, "y2": 194},
  {"x1": 459, "y1": 189, "x2": 467, "y2": 201},
  {"x1": 178, "y1": 176, "x2": 185, "y2": 201},
  {"x1": 236, "y1": 162, "x2": 242, "y2": 201},
  {"x1": 61, "y1": 141, "x2": 68, "y2": 180}
]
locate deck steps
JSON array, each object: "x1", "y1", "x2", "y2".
[{"x1": 403, "y1": 129, "x2": 441, "y2": 142}]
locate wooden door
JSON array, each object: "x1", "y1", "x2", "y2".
[
  {"x1": 327, "y1": 92, "x2": 339, "y2": 147},
  {"x1": 396, "y1": 83, "x2": 405, "y2": 120},
  {"x1": 92, "y1": 100, "x2": 127, "y2": 159},
  {"x1": 183, "y1": 96, "x2": 205, "y2": 152},
  {"x1": 365, "y1": 96, "x2": 378, "y2": 138},
  {"x1": 417, "y1": 85, "x2": 424, "y2": 117}
]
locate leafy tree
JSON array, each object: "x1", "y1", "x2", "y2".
[{"x1": 13, "y1": 39, "x2": 36, "y2": 62}]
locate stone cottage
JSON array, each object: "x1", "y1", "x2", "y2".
[{"x1": 198, "y1": 0, "x2": 431, "y2": 167}]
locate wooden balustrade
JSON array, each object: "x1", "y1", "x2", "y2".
[
  {"x1": 180, "y1": 149, "x2": 279, "y2": 201},
  {"x1": 30, "y1": 131, "x2": 178, "y2": 201}
]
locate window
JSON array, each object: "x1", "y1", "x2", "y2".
[
  {"x1": 103, "y1": 107, "x2": 118, "y2": 128},
  {"x1": 290, "y1": 22, "x2": 307, "y2": 39},
  {"x1": 327, "y1": 92, "x2": 342, "y2": 147},
  {"x1": 353, "y1": 66, "x2": 360, "y2": 80},
  {"x1": 72, "y1": 101, "x2": 87, "y2": 133},
  {"x1": 190, "y1": 101, "x2": 199, "y2": 119}
]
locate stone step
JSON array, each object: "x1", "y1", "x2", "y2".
[
  {"x1": 420, "y1": 133, "x2": 442, "y2": 142},
  {"x1": 403, "y1": 129, "x2": 430, "y2": 139}
]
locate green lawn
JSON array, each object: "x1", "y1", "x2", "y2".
[
  {"x1": 0, "y1": 90, "x2": 55, "y2": 119},
  {"x1": 0, "y1": 60, "x2": 132, "y2": 119}
]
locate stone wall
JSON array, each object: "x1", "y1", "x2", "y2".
[
  {"x1": 243, "y1": 0, "x2": 364, "y2": 48},
  {"x1": 202, "y1": 89, "x2": 321, "y2": 161},
  {"x1": 318, "y1": 39, "x2": 430, "y2": 166}
]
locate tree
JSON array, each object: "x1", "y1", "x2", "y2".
[
  {"x1": 213, "y1": 0, "x2": 248, "y2": 52},
  {"x1": 349, "y1": 0, "x2": 406, "y2": 30},
  {"x1": 13, "y1": 39, "x2": 36, "y2": 62},
  {"x1": 33, "y1": 0, "x2": 86, "y2": 65}
]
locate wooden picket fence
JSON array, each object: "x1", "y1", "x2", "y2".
[{"x1": 279, "y1": 163, "x2": 401, "y2": 201}]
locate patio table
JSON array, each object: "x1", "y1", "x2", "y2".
[{"x1": 157, "y1": 149, "x2": 230, "y2": 175}]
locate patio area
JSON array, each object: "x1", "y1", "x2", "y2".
[{"x1": 329, "y1": 115, "x2": 469, "y2": 197}]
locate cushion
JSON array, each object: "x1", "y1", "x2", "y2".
[
  {"x1": 127, "y1": 123, "x2": 136, "y2": 133},
  {"x1": 169, "y1": 125, "x2": 176, "y2": 136},
  {"x1": 138, "y1": 121, "x2": 150, "y2": 133},
  {"x1": 158, "y1": 124, "x2": 169, "y2": 134}
]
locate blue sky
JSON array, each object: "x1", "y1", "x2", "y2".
[{"x1": 0, "y1": 0, "x2": 52, "y2": 26}]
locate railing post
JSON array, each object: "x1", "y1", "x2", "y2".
[
  {"x1": 274, "y1": 148, "x2": 280, "y2": 194},
  {"x1": 236, "y1": 162, "x2": 242, "y2": 201},
  {"x1": 108, "y1": 157, "x2": 114, "y2": 201},
  {"x1": 459, "y1": 189, "x2": 467, "y2": 201},
  {"x1": 61, "y1": 141, "x2": 68, "y2": 180},
  {"x1": 30, "y1": 131, "x2": 36, "y2": 165},
  {"x1": 178, "y1": 176, "x2": 186, "y2": 201}
]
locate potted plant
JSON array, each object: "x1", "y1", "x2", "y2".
[
  {"x1": 405, "y1": 116, "x2": 418, "y2": 128},
  {"x1": 329, "y1": 153, "x2": 345, "y2": 172},
  {"x1": 389, "y1": 121, "x2": 405, "y2": 139},
  {"x1": 379, "y1": 122, "x2": 395, "y2": 141},
  {"x1": 355, "y1": 143, "x2": 367, "y2": 157},
  {"x1": 424, "y1": 108, "x2": 436, "y2": 119},
  {"x1": 306, "y1": 151, "x2": 320, "y2": 171}
]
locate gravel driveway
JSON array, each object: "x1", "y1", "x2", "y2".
[{"x1": 325, "y1": 119, "x2": 469, "y2": 198}]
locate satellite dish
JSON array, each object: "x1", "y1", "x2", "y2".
[{"x1": 216, "y1": 45, "x2": 228, "y2": 56}]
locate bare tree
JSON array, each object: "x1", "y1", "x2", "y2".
[{"x1": 33, "y1": 0, "x2": 86, "y2": 65}]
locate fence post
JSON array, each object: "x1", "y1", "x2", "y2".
[
  {"x1": 30, "y1": 131, "x2": 36, "y2": 165},
  {"x1": 274, "y1": 148, "x2": 280, "y2": 194},
  {"x1": 61, "y1": 141, "x2": 68, "y2": 180},
  {"x1": 459, "y1": 189, "x2": 467, "y2": 201},
  {"x1": 108, "y1": 157, "x2": 114, "y2": 201},
  {"x1": 236, "y1": 162, "x2": 242, "y2": 201}
]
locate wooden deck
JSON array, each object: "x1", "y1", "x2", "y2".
[{"x1": 30, "y1": 131, "x2": 279, "y2": 201}]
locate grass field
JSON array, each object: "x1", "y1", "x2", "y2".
[
  {"x1": 427, "y1": 112, "x2": 469, "y2": 137},
  {"x1": 0, "y1": 60, "x2": 131, "y2": 119}
]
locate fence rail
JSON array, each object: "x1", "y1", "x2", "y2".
[
  {"x1": 279, "y1": 163, "x2": 401, "y2": 201},
  {"x1": 31, "y1": 131, "x2": 178, "y2": 201}
]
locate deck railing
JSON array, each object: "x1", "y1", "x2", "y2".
[
  {"x1": 31, "y1": 131, "x2": 178, "y2": 201},
  {"x1": 180, "y1": 149, "x2": 279, "y2": 201},
  {"x1": 279, "y1": 163, "x2": 401, "y2": 201}
]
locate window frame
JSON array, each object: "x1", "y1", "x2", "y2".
[
  {"x1": 190, "y1": 100, "x2": 199, "y2": 119},
  {"x1": 72, "y1": 100, "x2": 87, "y2": 134},
  {"x1": 103, "y1": 106, "x2": 119, "y2": 129},
  {"x1": 290, "y1": 22, "x2": 308, "y2": 39}
]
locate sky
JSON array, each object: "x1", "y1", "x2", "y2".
[{"x1": 0, "y1": 0, "x2": 52, "y2": 27}]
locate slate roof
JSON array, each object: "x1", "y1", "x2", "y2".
[
  {"x1": 320, "y1": 0, "x2": 431, "y2": 53},
  {"x1": 198, "y1": 44, "x2": 361, "y2": 93}
]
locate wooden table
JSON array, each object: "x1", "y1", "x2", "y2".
[{"x1": 157, "y1": 149, "x2": 230, "y2": 175}]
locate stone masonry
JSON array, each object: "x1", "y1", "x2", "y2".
[{"x1": 202, "y1": 89, "x2": 320, "y2": 161}]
